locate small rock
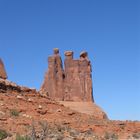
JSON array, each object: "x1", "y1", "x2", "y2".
[
  {"x1": 28, "y1": 98, "x2": 33, "y2": 102},
  {"x1": 68, "y1": 112, "x2": 76, "y2": 116},
  {"x1": 38, "y1": 105, "x2": 42, "y2": 109},
  {"x1": 0, "y1": 103, "x2": 4, "y2": 106},
  {"x1": 64, "y1": 51, "x2": 73, "y2": 56},
  {"x1": 54, "y1": 48, "x2": 59, "y2": 54},
  {"x1": 0, "y1": 111, "x2": 5, "y2": 116},
  {"x1": 22, "y1": 114, "x2": 32, "y2": 119},
  {"x1": 0, "y1": 118, "x2": 7, "y2": 121},
  {"x1": 17, "y1": 95, "x2": 24, "y2": 100},
  {"x1": 56, "y1": 109, "x2": 62, "y2": 113},
  {"x1": 37, "y1": 110, "x2": 47, "y2": 115},
  {"x1": 80, "y1": 51, "x2": 88, "y2": 58}
]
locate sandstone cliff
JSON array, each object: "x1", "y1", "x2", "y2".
[{"x1": 41, "y1": 49, "x2": 94, "y2": 102}]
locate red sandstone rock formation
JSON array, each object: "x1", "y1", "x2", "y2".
[
  {"x1": 64, "y1": 51, "x2": 93, "y2": 101},
  {"x1": 40, "y1": 48, "x2": 65, "y2": 100},
  {"x1": 41, "y1": 49, "x2": 94, "y2": 102},
  {"x1": 0, "y1": 59, "x2": 7, "y2": 79}
]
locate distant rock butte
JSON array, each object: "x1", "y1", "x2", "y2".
[
  {"x1": 0, "y1": 59, "x2": 7, "y2": 79},
  {"x1": 40, "y1": 48, "x2": 94, "y2": 102}
]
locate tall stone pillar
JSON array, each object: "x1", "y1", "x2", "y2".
[
  {"x1": 40, "y1": 48, "x2": 64, "y2": 100},
  {"x1": 64, "y1": 51, "x2": 94, "y2": 102},
  {"x1": 79, "y1": 52, "x2": 94, "y2": 102},
  {"x1": 64, "y1": 51, "x2": 76, "y2": 101}
]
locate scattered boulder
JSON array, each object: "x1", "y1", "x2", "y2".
[{"x1": 37, "y1": 109, "x2": 47, "y2": 115}]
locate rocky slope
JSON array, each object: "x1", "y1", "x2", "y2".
[{"x1": 0, "y1": 78, "x2": 140, "y2": 140}]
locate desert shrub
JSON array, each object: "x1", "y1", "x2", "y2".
[
  {"x1": 104, "y1": 132, "x2": 118, "y2": 140},
  {"x1": 29, "y1": 121, "x2": 49, "y2": 140},
  {"x1": 0, "y1": 129, "x2": 8, "y2": 140},
  {"x1": 104, "y1": 132, "x2": 110, "y2": 139},
  {"x1": 111, "y1": 133, "x2": 118, "y2": 139},
  {"x1": 16, "y1": 134, "x2": 31, "y2": 140},
  {"x1": 10, "y1": 109, "x2": 20, "y2": 117},
  {"x1": 132, "y1": 133, "x2": 140, "y2": 139}
]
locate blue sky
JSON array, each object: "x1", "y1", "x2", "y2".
[{"x1": 0, "y1": 0, "x2": 140, "y2": 120}]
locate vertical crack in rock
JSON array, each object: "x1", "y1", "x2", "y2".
[{"x1": 40, "y1": 49, "x2": 94, "y2": 102}]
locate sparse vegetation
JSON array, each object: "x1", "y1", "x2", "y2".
[
  {"x1": 16, "y1": 134, "x2": 31, "y2": 140},
  {"x1": 29, "y1": 121, "x2": 49, "y2": 140},
  {"x1": 39, "y1": 121, "x2": 49, "y2": 139},
  {"x1": 104, "y1": 132, "x2": 110, "y2": 139},
  {"x1": 104, "y1": 132, "x2": 118, "y2": 140},
  {"x1": 10, "y1": 109, "x2": 20, "y2": 117},
  {"x1": 111, "y1": 133, "x2": 118, "y2": 139},
  {"x1": 0, "y1": 129, "x2": 8, "y2": 140},
  {"x1": 132, "y1": 133, "x2": 140, "y2": 139},
  {"x1": 20, "y1": 121, "x2": 99, "y2": 140}
]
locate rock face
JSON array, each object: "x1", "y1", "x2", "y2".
[
  {"x1": 0, "y1": 59, "x2": 7, "y2": 79},
  {"x1": 0, "y1": 78, "x2": 37, "y2": 94},
  {"x1": 41, "y1": 49, "x2": 94, "y2": 102},
  {"x1": 41, "y1": 48, "x2": 65, "y2": 100}
]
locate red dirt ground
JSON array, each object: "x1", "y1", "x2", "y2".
[{"x1": 0, "y1": 90, "x2": 140, "y2": 139}]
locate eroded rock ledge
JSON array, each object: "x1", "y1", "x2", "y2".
[{"x1": 0, "y1": 78, "x2": 36, "y2": 94}]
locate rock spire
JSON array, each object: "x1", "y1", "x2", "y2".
[{"x1": 40, "y1": 49, "x2": 94, "y2": 102}]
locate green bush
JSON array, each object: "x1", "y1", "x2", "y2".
[
  {"x1": 16, "y1": 134, "x2": 31, "y2": 140},
  {"x1": 10, "y1": 109, "x2": 20, "y2": 117},
  {"x1": 0, "y1": 129, "x2": 8, "y2": 140}
]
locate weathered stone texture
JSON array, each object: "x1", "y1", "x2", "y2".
[
  {"x1": 0, "y1": 78, "x2": 37, "y2": 94},
  {"x1": 64, "y1": 51, "x2": 93, "y2": 101},
  {"x1": 0, "y1": 59, "x2": 7, "y2": 79},
  {"x1": 41, "y1": 49, "x2": 94, "y2": 102},
  {"x1": 41, "y1": 49, "x2": 65, "y2": 100}
]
